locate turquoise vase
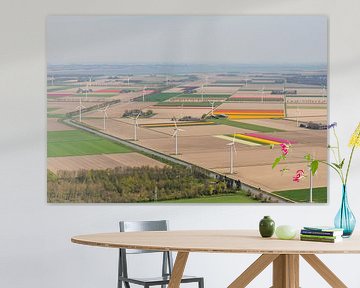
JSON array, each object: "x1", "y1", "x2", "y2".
[{"x1": 334, "y1": 185, "x2": 356, "y2": 237}]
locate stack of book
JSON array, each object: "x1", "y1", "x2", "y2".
[{"x1": 300, "y1": 226, "x2": 344, "y2": 243}]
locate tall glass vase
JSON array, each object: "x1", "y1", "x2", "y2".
[{"x1": 334, "y1": 185, "x2": 356, "y2": 237}]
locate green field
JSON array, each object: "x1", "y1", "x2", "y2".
[
  {"x1": 47, "y1": 86, "x2": 73, "y2": 92},
  {"x1": 155, "y1": 102, "x2": 222, "y2": 107},
  {"x1": 73, "y1": 93, "x2": 118, "y2": 97},
  {"x1": 228, "y1": 98, "x2": 283, "y2": 102},
  {"x1": 48, "y1": 130, "x2": 132, "y2": 157},
  {"x1": 135, "y1": 93, "x2": 178, "y2": 102},
  {"x1": 162, "y1": 192, "x2": 260, "y2": 203},
  {"x1": 47, "y1": 113, "x2": 67, "y2": 119},
  {"x1": 274, "y1": 187, "x2": 327, "y2": 203},
  {"x1": 209, "y1": 118, "x2": 284, "y2": 132},
  {"x1": 173, "y1": 93, "x2": 230, "y2": 99}
]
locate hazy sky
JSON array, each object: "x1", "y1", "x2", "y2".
[{"x1": 47, "y1": 16, "x2": 327, "y2": 65}]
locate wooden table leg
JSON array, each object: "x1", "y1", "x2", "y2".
[
  {"x1": 301, "y1": 254, "x2": 347, "y2": 288},
  {"x1": 168, "y1": 252, "x2": 189, "y2": 288},
  {"x1": 272, "y1": 254, "x2": 299, "y2": 288},
  {"x1": 228, "y1": 254, "x2": 279, "y2": 288}
]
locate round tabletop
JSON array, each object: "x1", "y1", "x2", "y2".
[{"x1": 71, "y1": 230, "x2": 360, "y2": 254}]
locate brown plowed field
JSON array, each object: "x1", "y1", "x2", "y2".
[
  {"x1": 48, "y1": 152, "x2": 165, "y2": 173},
  {"x1": 47, "y1": 119, "x2": 75, "y2": 131}
]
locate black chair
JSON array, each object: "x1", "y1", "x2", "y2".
[{"x1": 118, "y1": 220, "x2": 204, "y2": 288}]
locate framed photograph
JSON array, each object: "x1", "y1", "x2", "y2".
[{"x1": 47, "y1": 16, "x2": 328, "y2": 203}]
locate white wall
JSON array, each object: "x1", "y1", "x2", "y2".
[{"x1": 1, "y1": 0, "x2": 360, "y2": 287}]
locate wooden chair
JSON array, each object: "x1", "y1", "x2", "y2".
[{"x1": 118, "y1": 220, "x2": 204, "y2": 288}]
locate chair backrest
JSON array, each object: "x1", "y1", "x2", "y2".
[
  {"x1": 118, "y1": 220, "x2": 173, "y2": 283},
  {"x1": 119, "y1": 220, "x2": 169, "y2": 254}
]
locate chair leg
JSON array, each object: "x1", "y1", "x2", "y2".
[{"x1": 199, "y1": 278, "x2": 204, "y2": 288}]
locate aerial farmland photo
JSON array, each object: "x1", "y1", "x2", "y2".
[{"x1": 47, "y1": 16, "x2": 328, "y2": 203}]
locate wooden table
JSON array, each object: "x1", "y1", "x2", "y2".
[{"x1": 72, "y1": 230, "x2": 360, "y2": 288}]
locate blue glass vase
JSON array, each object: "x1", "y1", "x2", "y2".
[{"x1": 334, "y1": 185, "x2": 356, "y2": 237}]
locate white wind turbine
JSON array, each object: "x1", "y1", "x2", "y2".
[
  {"x1": 261, "y1": 86, "x2": 265, "y2": 103},
  {"x1": 226, "y1": 134, "x2": 237, "y2": 174},
  {"x1": 209, "y1": 100, "x2": 215, "y2": 116},
  {"x1": 142, "y1": 86, "x2": 147, "y2": 102},
  {"x1": 201, "y1": 84, "x2": 204, "y2": 102},
  {"x1": 85, "y1": 83, "x2": 89, "y2": 100},
  {"x1": 296, "y1": 105, "x2": 300, "y2": 127},
  {"x1": 76, "y1": 97, "x2": 86, "y2": 123},
  {"x1": 322, "y1": 85, "x2": 326, "y2": 103},
  {"x1": 180, "y1": 103, "x2": 184, "y2": 119},
  {"x1": 244, "y1": 75, "x2": 249, "y2": 87},
  {"x1": 131, "y1": 111, "x2": 141, "y2": 141},
  {"x1": 98, "y1": 105, "x2": 109, "y2": 131},
  {"x1": 127, "y1": 75, "x2": 131, "y2": 86},
  {"x1": 172, "y1": 118, "x2": 184, "y2": 155},
  {"x1": 50, "y1": 75, "x2": 55, "y2": 86}
]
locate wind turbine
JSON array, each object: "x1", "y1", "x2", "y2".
[
  {"x1": 131, "y1": 111, "x2": 141, "y2": 141},
  {"x1": 50, "y1": 75, "x2": 55, "y2": 86},
  {"x1": 76, "y1": 97, "x2": 86, "y2": 122},
  {"x1": 209, "y1": 100, "x2": 215, "y2": 116},
  {"x1": 227, "y1": 134, "x2": 237, "y2": 174},
  {"x1": 296, "y1": 105, "x2": 300, "y2": 127},
  {"x1": 127, "y1": 75, "x2": 131, "y2": 86},
  {"x1": 261, "y1": 86, "x2": 265, "y2": 103},
  {"x1": 322, "y1": 85, "x2": 326, "y2": 103},
  {"x1": 142, "y1": 86, "x2": 147, "y2": 102},
  {"x1": 201, "y1": 84, "x2": 204, "y2": 102},
  {"x1": 172, "y1": 118, "x2": 184, "y2": 155},
  {"x1": 98, "y1": 105, "x2": 109, "y2": 131},
  {"x1": 85, "y1": 83, "x2": 89, "y2": 100},
  {"x1": 244, "y1": 75, "x2": 249, "y2": 87},
  {"x1": 180, "y1": 103, "x2": 184, "y2": 119}
]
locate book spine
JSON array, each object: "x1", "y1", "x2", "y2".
[
  {"x1": 301, "y1": 234, "x2": 338, "y2": 240},
  {"x1": 300, "y1": 237, "x2": 337, "y2": 243},
  {"x1": 301, "y1": 230, "x2": 336, "y2": 236}
]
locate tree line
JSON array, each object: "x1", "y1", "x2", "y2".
[{"x1": 47, "y1": 165, "x2": 240, "y2": 203}]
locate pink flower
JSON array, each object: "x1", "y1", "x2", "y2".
[
  {"x1": 293, "y1": 169, "x2": 305, "y2": 182},
  {"x1": 280, "y1": 143, "x2": 289, "y2": 156}
]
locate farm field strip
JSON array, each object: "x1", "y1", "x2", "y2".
[
  {"x1": 245, "y1": 133, "x2": 296, "y2": 144},
  {"x1": 48, "y1": 130, "x2": 132, "y2": 157},
  {"x1": 214, "y1": 135, "x2": 261, "y2": 146},
  {"x1": 154, "y1": 102, "x2": 219, "y2": 107},
  {"x1": 47, "y1": 86, "x2": 76, "y2": 92},
  {"x1": 48, "y1": 152, "x2": 165, "y2": 173},
  {"x1": 171, "y1": 93, "x2": 230, "y2": 99},
  {"x1": 233, "y1": 133, "x2": 282, "y2": 145},
  {"x1": 208, "y1": 118, "x2": 284, "y2": 132},
  {"x1": 140, "y1": 121, "x2": 215, "y2": 128},
  {"x1": 161, "y1": 192, "x2": 260, "y2": 203}
]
